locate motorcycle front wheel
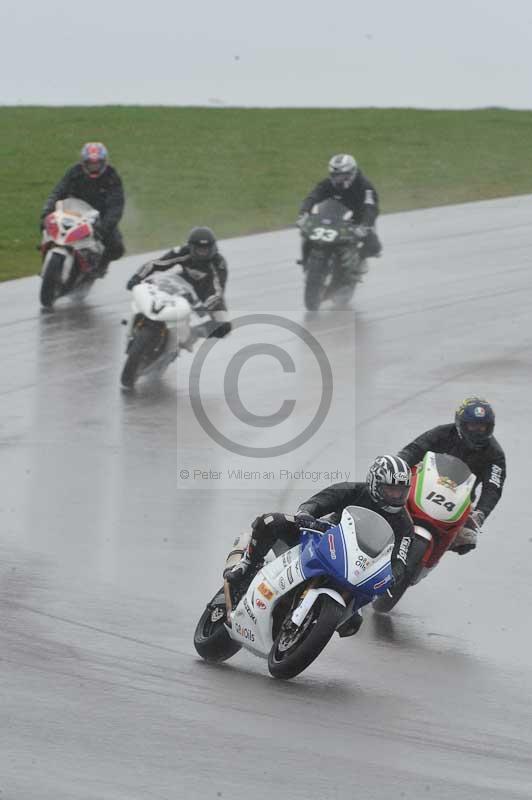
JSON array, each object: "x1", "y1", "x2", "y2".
[
  {"x1": 304, "y1": 251, "x2": 329, "y2": 311},
  {"x1": 120, "y1": 322, "x2": 167, "y2": 389},
  {"x1": 193, "y1": 588, "x2": 242, "y2": 663},
  {"x1": 40, "y1": 252, "x2": 65, "y2": 309},
  {"x1": 268, "y1": 594, "x2": 344, "y2": 680}
]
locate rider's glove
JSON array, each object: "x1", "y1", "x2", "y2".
[
  {"x1": 126, "y1": 274, "x2": 142, "y2": 291},
  {"x1": 204, "y1": 293, "x2": 222, "y2": 312},
  {"x1": 294, "y1": 513, "x2": 330, "y2": 533},
  {"x1": 467, "y1": 509, "x2": 485, "y2": 533},
  {"x1": 354, "y1": 225, "x2": 370, "y2": 239},
  {"x1": 296, "y1": 213, "x2": 309, "y2": 229}
]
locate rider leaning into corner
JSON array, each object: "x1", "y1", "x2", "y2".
[
  {"x1": 40, "y1": 142, "x2": 125, "y2": 278},
  {"x1": 126, "y1": 226, "x2": 232, "y2": 339},
  {"x1": 297, "y1": 153, "x2": 382, "y2": 266},
  {"x1": 225, "y1": 455, "x2": 414, "y2": 638},
  {"x1": 397, "y1": 396, "x2": 506, "y2": 557}
]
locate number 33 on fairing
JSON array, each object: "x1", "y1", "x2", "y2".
[{"x1": 309, "y1": 227, "x2": 338, "y2": 242}]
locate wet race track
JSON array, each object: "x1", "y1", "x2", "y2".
[{"x1": 1, "y1": 196, "x2": 532, "y2": 800}]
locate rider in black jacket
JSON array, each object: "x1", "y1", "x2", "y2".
[
  {"x1": 225, "y1": 455, "x2": 414, "y2": 636},
  {"x1": 126, "y1": 226, "x2": 231, "y2": 338},
  {"x1": 40, "y1": 143, "x2": 125, "y2": 277},
  {"x1": 397, "y1": 397, "x2": 506, "y2": 555},
  {"x1": 298, "y1": 153, "x2": 382, "y2": 263}
]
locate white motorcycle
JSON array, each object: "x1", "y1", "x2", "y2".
[
  {"x1": 120, "y1": 271, "x2": 212, "y2": 389},
  {"x1": 194, "y1": 506, "x2": 395, "y2": 680},
  {"x1": 40, "y1": 197, "x2": 104, "y2": 309}
]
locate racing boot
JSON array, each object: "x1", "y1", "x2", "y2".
[
  {"x1": 223, "y1": 537, "x2": 265, "y2": 594},
  {"x1": 224, "y1": 548, "x2": 253, "y2": 586}
]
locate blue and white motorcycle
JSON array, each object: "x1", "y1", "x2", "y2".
[{"x1": 194, "y1": 506, "x2": 395, "y2": 680}]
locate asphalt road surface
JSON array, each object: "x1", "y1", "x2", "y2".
[{"x1": 1, "y1": 196, "x2": 531, "y2": 800}]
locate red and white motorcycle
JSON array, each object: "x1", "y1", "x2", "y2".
[
  {"x1": 373, "y1": 451, "x2": 476, "y2": 613},
  {"x1": 39, "y1": 197, "x2": 104, "y2": 309}
]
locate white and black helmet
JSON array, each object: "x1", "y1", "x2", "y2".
[
  {"x1": 328, "y1": 153, "x2": 358, "y2": 189},
  {"x1": 366, "y1": 455, "x2": 411, "y2": 513}
]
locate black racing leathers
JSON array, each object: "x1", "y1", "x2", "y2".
[
  {"x1": 40, "y1": 164, "x2": 125, "y2": 263},
  {"x1": 132, "y1": 246, "x2": 228, "y2": 312},
  {"x1": 41, "y1": 164, "x2": 125, "y2": 233},
  {"x1": 298, "y1": 483, "x2": 412, "y2": 541},
  {"x1": 300, "y1": 172, "x2": 379, "y2": 226},
  {"x1": 249, "y1": 484, "x2": 414, "y2": 580},
  {"x1": 299, "y1": 172, "x2": 381, "y2": 258},
  {"x1": 397, "y1": 424, "x2": 506, "y2": 519}
]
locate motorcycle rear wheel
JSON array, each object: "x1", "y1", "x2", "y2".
[
  {"x1": 304, "y1": 251, "x2": 329, "y2": 311},
  {"x1": 194, "y1": 589, "x2": 242, "y2": 663},
  {"x1": 120, "y1": 323, "x2": 167, "y2": 389},
  {"x1": 40, "y1": 252, "x2": 65, "y2": 309},
  {"x1": 268, "y1": 594, "x2": 344, "y2": 680}
]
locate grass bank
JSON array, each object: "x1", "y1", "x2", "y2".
[{"x1": 2, "y1": 106, "x2": 532, "y2": 281}]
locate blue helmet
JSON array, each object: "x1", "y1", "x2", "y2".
[{"x1": 455, "y1": 397, "x2": 495, "y2": 449}]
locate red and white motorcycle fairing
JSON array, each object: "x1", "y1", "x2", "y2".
[
  {"x1": 40, "y1": 198, "x2": 104, "y2": 308},
  {"x1": 373, "y1": 451, "x2": 476, "y2": 614},
  {"x1": 407, "y1": 451, "x2": 475, "y2": 584}
]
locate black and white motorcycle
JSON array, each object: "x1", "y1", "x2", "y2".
[{"x1": 120, "y1": 271, "x2": 212, "y2": 389}]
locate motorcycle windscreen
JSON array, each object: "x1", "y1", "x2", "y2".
[
  {"x1": 309, "y1": 197, "x2": 350, "y2": 224},
  {"x1": 60, "y1": 197, "x2": 96, "y2": 217},
  {"x1": 344, "y1": 506, "x2": 395, "y2": 558},
  {"x1": 433, "y1": 453, "x2": 472, "y2": 485},
  {"x1": 147, "y1": 272, "x2": 198, "y2": 298}
]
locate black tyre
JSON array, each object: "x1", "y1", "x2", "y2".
[
  {"x1": 268, "y1": 594, "x2": 344, "y2": 680},
  {"x1": 40, "y1": 252, "x2": 65, "y2": 309},
  {"x1": 194, "y1": 590, "x2": 242, "y2": 663},
  {"x1": 372, "y1": 579, "x2": 409, "y2": 613},
  {"x1": 304, "y1": 251, "x2": 329, "y2": 311},
  {"x1": 120, "y1": 323, "x2": 166, "y2": 389}
]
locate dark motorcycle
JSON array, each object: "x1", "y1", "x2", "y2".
[{"x1": 300, "y1": 198, "x2": 367, "y2": 311}]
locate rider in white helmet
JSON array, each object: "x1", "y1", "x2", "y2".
[
  {"x1": 224, "y1": 455, "x2": 414, "y2": 637},
  {"x1": 297, "y1": 153, "x2": 382, "y2": 265}
]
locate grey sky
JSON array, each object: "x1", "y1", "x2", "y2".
[{"x1": 2, "y1": 0, "x2": 532, "y2": 108}]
